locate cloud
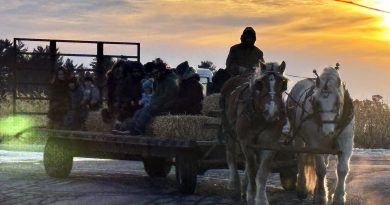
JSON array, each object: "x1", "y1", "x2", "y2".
[{"x1": 1, "y1": 0, "x2": 390, "y2": 99}]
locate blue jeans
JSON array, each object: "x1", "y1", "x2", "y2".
[{"x1": 125, "y1": 105, "x2": 158, "y2": 134}]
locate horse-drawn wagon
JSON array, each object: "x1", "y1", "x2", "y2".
[
  {"x1": 18, "y1": 94, "x2": 298, "y2": 195},
  {"x1": 11, "y1": 38, "x2": 299, "y2": 195}
]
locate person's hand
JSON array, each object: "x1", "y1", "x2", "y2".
[{"x1": 138, "y1": 100, "x2": 143, "y2": 105}]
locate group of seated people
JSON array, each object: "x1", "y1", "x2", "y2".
[
  {"x1": 107, "y1": 58, "x2": 205, "y2": 135},
  {"x1": 47, "y1": 67, "x2": 100, "y2": 130},
  {"x1": 47, "y1": 58, "x2": 208, "y2": 135}
]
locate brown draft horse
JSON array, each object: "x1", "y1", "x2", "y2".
[{"x1": 220, "y1": 62, "x2": 288, "y2": 205}]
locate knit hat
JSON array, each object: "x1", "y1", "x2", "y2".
[
  {"x1": 142, "y1": 79, "x2": 153, "y2": 90},
  {"x1": 176, "y1": 61, "x2": 195, "y2": 79}
]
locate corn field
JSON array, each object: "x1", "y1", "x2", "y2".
[{"x1": 353, "y1": 100, "x2": 390, "y2": 148}]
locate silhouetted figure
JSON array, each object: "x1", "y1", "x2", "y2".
[
  {"x1": 47, "y1": 66, "x2": 69, "y2": 129},
  {"x1": 226, "y1": 27, "x2": 264, "y2": 76},
  {"x1": 112, "y1": 60, "x2": 179, "y2": 135},
  {"x1": 64, "y1": 76, "x2": 88, "y2": 130},
  {"x1": 170, "y1": 61, "x2": 203, "y2": 115},
  {"x1": 82, "y1": 76, "x2": 100, "y2": 111},
  {"x1": 212, "y1": 69, "x2": 231, "y2": 93},
  {"x1": 103, "y1": 60, "x2": 144, "y2": 125}
]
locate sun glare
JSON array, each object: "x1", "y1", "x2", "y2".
[{"x1": 375, "y1": 0, "x2": 390, "y2": 26}]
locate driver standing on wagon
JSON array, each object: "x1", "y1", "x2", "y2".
[
  {"x1": 226, "y1": 27, "x2": 264, "y2": 76},
  {"x1": 221, "y1": 27, "x2": 266, "y2": 103}
]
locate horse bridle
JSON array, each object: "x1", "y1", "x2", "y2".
[
  {"x1": 311, "y1": 89, "x2": 341, "y2": 125},
  {"x1": 249, "y1": 71, "x2": 287, "y2": 120}
]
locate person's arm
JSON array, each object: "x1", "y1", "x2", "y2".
[
  {"x1": 226, "y1": 46, "x2": 239, "y2": 76},
  {"x1": 90, "y1": 86, "x2": 100, "y2": 105},
  {"x1": 152, "y1": 78, "x2": 179, "y2": 109}
]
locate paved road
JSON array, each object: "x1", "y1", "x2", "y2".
[{"x1": 0, "y1": 149, "x2": 389, "y2": 205}]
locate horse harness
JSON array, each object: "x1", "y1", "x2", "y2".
[
  {"x1": 286, "y1": 83, "x2": 354, "y2": 144},
  {"x1": 221, "y1": 74, "x2": 285, "y2": 145}
]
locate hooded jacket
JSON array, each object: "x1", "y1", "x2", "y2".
[
  {"x1": 170, "y1": 73, "x2": 204, "y2": 115},
  {"x1": 150, "y1": 70, "x2": 179, "y2": 113},
  {"x1": 226, "y1": 27, "x2": 264, "y2": 76}
]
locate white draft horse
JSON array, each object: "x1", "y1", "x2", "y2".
[
  {"x1": 221, "y1": 62, "x2": 288, "y2": 205},
  {"x1": 286, "y1": 65, "x2": 354, "y2": 205}
]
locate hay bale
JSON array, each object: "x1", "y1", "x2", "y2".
[
  {"x1": 85, "y1": 109, "x2": 112, "y2": 132},
  {"x1": 146, "y1": 115, "x2": 220, "y2": 141},
  {"x1": 202, "y1": 93, "x2": 221, "y2": 116}
]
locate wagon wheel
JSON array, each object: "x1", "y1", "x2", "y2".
[
  {"x1": 279, "y1": 167, "x2": 298, "y2": 191},
  {"x1": 43, "y1": 137, "x2": 73, "y2": 178},
  {"x1": 143, "y1": 157, "x2": 172, "y2": 178},
  {"x1": 175, "y1": 150, "x2": 198, "y2": 194}
]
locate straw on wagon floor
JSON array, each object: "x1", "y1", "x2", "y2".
[
  {"x1": 202, "y1": 93, "x2": 221, "y2": 117},
  {"x1": 85, "y1": 109, "x2": 112, "y2": 132},
  {"x1": 146, "y1": 115, "x2": 220, "y2": 141},
  {"x1": 86, "y1": 109, "x2": 220, "y2": 141}
]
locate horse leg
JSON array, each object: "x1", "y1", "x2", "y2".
[
  {"x1": 332, "y1": 129, "x2": 353, "y2": 205},
  {"x1": 313, "y1": 154, "x2": 328, "y2": 205},
  {"x1": 296, "y1": 136, "x2": 310, "y2": 199},
  {"x1": 241, "y1": 142, "x2": 257, "y2": 205},
  {"x1": 241, "y1": 166, "x2": 248, "y2": 199},
  {"x1": 254, "y1": 150, "x2": 274, "y2": 205},
  {"x1": 226, "y1": 135, "x2": 241, "y2": 197}
]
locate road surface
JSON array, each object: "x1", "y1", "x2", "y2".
[{"x1": 0, "y1": 148, "x2": 389, "y2": 205}]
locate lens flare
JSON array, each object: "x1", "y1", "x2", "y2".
[{"x1": 0, "y1": 115, "x2": 34, "y2": 136}]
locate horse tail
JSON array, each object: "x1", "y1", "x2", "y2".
[{"x1": 303, "y1": 154, "x2": 317, "y2": 194}]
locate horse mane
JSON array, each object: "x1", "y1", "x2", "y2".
[
  {"x1": 319, "y1": 67, "x2": 341, "y2": 89},
  {"x1": 249, "y1": 62, "x2": 286, "y2": 89}
]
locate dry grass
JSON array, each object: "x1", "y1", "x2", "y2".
[
  {"x1": 202, "y1": 93, "x2": 221, "y2": 116},
  {"x1": 353, "y1": 100, "x2": 390, "y2": 148},
  {"x1": 85, "y1": 109, "x2": 112, "y2": 132},
  {"x1": 145, "y1": 115, "x2": 220, "y2": 141}
]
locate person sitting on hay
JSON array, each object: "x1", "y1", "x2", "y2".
[
  {"x1": 112, "y1": 60, "x2": 179, "y2": 135},
  {"x1": 138, "y1": 79, "x2": 153, "y2": 108},
  {"x1": 170, "y1": 61, "x2": 204, "y2": 115}
]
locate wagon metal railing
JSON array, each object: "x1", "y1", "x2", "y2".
[{"x1": 12, "y1": 38, "x2": 140, "y2": 115}]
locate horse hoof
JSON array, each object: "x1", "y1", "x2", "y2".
[
  {"x1": 246, "y1": 198, "x2": 255, "y2": 205},
  {"x1": 313, "y1": 197, "x2": 327, "y2": 205},
  {"x1": 313, "y1": 188, "x2": 328, "y2": 205},
  {"x1": 331, "y1": 194, "x2": 346, "y2": 205},
  {"x1": 254, "y1": 199, "x2": 270, "y2": 205},
  {"x1": 297, "y1": 191, "x2": 308, "y2": 199}
]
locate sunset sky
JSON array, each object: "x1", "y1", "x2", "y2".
[{"x1": 1, "y1": 0, "x2": 390, "y2": 100}]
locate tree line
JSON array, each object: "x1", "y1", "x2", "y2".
[{"x1": 0, "y1": 39, "x2": 114, "y2": 98}]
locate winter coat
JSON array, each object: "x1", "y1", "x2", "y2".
[
  {"x1": 47, "y1": 80, "x2": 69, "y2": 125},
  {"x1": 117, "y1": 75, "x2": 143, "y2": 121},
  {"x1": 139, "y1": 93, "x2": 153, "y2": 107},
  {"x1": 150, "y1": 70, "x2": 179, "y2": 113},
  {"x1": 170, "y1": 74, "x2": 204, "y2": 115},
  {"x1": 82, "y1": 83, "x2": 100, "y2": 110},
  {"x1": 226, "y1": 43, "x2": 264, "y2": 76},
  {"x1": 64, "y1": 86, "x2": 88, "y2": 130}
]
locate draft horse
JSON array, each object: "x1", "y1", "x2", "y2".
[
  {"x1": 286, "y1": 65, "x2": 354, "y2": 205},
  {"x1": 221, "y1": 62, "x2": 288, "y2": 205}
]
